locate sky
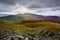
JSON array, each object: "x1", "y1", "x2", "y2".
[{"x1": 0, "y1": 0, "x2": 60, "y2": 16}]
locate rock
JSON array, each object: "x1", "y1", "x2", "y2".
[
  {"x1": 39, "y1": 30, "x2": 60, "y2": 40},
  {"x1": 0, "y1": 30, "x2": 60, "y2": 40}
]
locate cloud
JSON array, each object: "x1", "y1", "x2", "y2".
[
  {"x1": 0, "y1": 3, "x2": 17, "y2": 12},
  {"x1": 37, "y1": 10, "x2": 60, "y2": 16},
  {"x1": 0, "y1": 0, "x2": 15, "y2": 5},
  {"x1": 0, "y1": 7, "x2": 60, "y2": 16},
  {"x1": 28, "y1": 0, "x2": 60, "y2": 8},
  {"x1": 0, "y1": 12, "x2": 18, "y2": 15},
  {"x1": 0, "y1": 0, "x2": 60, "y2": 7},
  {"x1": 0, "y1": 0, "x2": 60, "y2": 16},
  {"x1": 11, "y1": 6, "x2": 28, "y2": 13}
]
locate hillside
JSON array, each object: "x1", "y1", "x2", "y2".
[
  {"x1": 0, "y1": 13, "x2": 60, "y2": 34},
  {"x1": 0, "y1": 19, "x2": 60, "y2": 34},
  {"x1": 0, "y1": 15, "x2": 23, "y2": 21},
  {"x1": 0, "y1": 13, "x2": 60, "y2": 22},
  {"x1": 16, "y1": 20, "x2": 60, "y2": 33},
  {"x1": 0, "y1": 20, "x2": 29, "y2": 34}
]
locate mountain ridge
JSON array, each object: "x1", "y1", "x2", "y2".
[{"x1": 0, "y1": 13, "x2": 60, "y2": 21}]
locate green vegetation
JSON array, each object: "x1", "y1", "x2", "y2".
[
  {"x1": 0, "y1": 19, "x2": 60, "y2": 35},
  {"x1": 0, "y1": 20, "x2": 29, "y2": 34},
  {"x1": 0, "y1": 15, "x2": 23, "y2": 21},
  {"x1": 16, "y1": 20, "x2": 60, "y2": 33}
]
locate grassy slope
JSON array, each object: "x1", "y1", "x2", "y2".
[
  {"x1": 0, "y1": 19, "x2": 60, "y2": 34},
  {"x1": 16, "y1": 20, "x2": 60, "y2": 33},
  {"x1": 0, "y1": 20, "x2": 29, "y2": 34}
]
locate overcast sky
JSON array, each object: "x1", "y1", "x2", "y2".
[{"x1": 0, "y1": 0, "x2": 60, "y2": 16}]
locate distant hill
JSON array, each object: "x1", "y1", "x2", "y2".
[
  {"x1": 0, "y1": 15, "x2": 23, "y2": 21},
  {"x1": 0, "y1": 13, "x2": 60, "y2": 22}
]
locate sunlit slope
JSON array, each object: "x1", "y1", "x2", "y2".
[
  {"x1": 16, "y1": 20, "x2": 60, "y2": 33},
  {"x1": 0, "y1": 19, "x2": 60, "y2": 34},
  {"x1": 0, "y1": 20, "x2": 29, "y2": 34}
]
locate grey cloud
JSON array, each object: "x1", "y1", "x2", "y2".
[
  {"x1": 28, "y1": 0, "x2": 60, "y2": 8},
  {"x1": 0, "y1": 0, "x2": 60, "y2": 12},
  {"x1": 0, "y1": 4, "x2": 16, "y2": 12},
  {"x1": 0, "y1": 0, "x2": 15, "y2": 5},
  {"x1": 0, "y1": 0, "x2": 60, "y2": 7}
]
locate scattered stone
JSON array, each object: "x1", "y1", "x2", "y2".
[{"x1": 0, "y1": 30, "x2": 60, "y2": 40}]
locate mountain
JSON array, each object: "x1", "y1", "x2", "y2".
[
  {"x1": 0, "y1": 15, "x2": 23, "y2": 21},
  {"x1": 45, "y1": 16, "x2": 60, "y2": 21},
  {"x1": 0, "y1": 13, "x2": 60, "y2": 22},
  {"x1": 0, "y1": 13, "x2": 60, "y2": 34}
]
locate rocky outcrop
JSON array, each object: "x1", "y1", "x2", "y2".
[
  {"x1": 0, "y1": 30, "x2": 60, "y2": 40},
  {"x1": 39, "y1": 30, "x2": 60, "y2": 40}
]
